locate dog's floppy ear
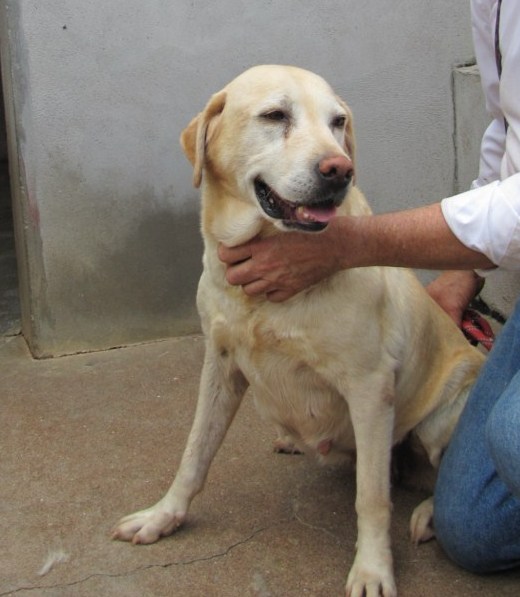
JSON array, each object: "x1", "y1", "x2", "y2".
[{"x1": 180, "y1": 90, "x2": 227, "y2": 188}]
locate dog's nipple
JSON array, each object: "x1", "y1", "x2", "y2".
[{"x1": 317, "y1": 439, "x2": 332, "y2": 455}]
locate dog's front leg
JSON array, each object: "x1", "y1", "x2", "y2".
[
  {"x1": 112, "y1": 347, "x2": 248, "y2": 545},
  {"x1": 345, "y1": 376, "x2": 397, "y2": 597}
]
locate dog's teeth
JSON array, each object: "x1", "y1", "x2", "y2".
[{"x1": 296, "y1": 206, "x2": 310, "y2": 220}]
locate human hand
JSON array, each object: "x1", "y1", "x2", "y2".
[
  {"x1": 425, "y1": 270, "x2": 484, "y2": 326},
  {"x1": 217, "y1": 222, "x2": 345, "y2": 302}
]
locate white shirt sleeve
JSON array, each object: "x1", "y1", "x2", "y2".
[
  {"x1": 441, "y1": 0, "x2": 520, "y2": 269},
  {"x1": 442, "y1": 174, "x2": 520, "y2": 269}
]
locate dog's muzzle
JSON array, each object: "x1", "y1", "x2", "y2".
[{"x1": 254, "y1": 175, "x2": 352, "y2": 232}]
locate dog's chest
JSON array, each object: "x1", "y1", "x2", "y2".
[
  {"x1": 211, "y1": 293, "x2": 330, "y2": 371},
  {"x1": 207, "y1": 297, "x2": 357, "y2": 456}
]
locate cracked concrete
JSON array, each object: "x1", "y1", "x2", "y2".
[{"x1": 2, "y1": 333, "x2": 520, "y2": 596}]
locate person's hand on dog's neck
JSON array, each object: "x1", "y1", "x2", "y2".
[{"x1": 218, "y1": 203, "x2": 494, "y2": 303}]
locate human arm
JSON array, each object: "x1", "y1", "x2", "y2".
[
  {"x1": 218, "y1": 202, "x2": 494, "y2": 302},
  {"x1": 425, "y1": 0, "x2": 520, "y2": 324},
  {"x1": 425, "y1": 271, "x2": 484, "y2": 325}
]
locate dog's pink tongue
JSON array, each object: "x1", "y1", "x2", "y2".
[{"x1": 296, "y1": 205, "x2": 337, "y2": 223}]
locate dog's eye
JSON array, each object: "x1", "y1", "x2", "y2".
[
  {"x1": 261, "y1": 110, "x2": 288, "y2": 122},
  {"x1": 331, "y1": 115, "x2": 347, "y2": 128}
]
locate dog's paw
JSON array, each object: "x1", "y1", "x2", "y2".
[
  {"x1": 111, "y1": 505, "x2": 186, "y2": 545},
  {"x1": 410, "y1": 496, "x2": 435, "y2": 545},
  {"x1": 346, "y1": 559, "x2": 397, "y2": 597}
]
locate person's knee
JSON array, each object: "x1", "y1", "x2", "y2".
[
  {"x1": 434, "y1": 484, "x2": 500, "y2": 573},
  {"x1": 434, "y1": 495, "x2": 479, "y2": 571}
]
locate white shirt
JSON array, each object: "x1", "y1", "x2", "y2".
[{"x1": 441, "y1": 0, "x2": 520, "y2": 270}]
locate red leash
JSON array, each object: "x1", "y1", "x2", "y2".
[{"x1": 461, "y1": 309, "x2": 495, "y2": 351}]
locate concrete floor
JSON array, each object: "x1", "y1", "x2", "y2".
[{"x1": 2, "y1": 332, "x2": 520, "y2": 596}]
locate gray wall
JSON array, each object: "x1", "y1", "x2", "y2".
[{"x1": 1, "y1": 0, "x2": 477, "y2": 357}]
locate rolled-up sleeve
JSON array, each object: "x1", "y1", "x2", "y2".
[{"x1": 441, "y1": 173, "x2": 520, "y2": 270}]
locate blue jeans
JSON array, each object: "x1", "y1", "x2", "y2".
[{"x1": 434, "y1": 298, "x2": 520, "y2": 572}]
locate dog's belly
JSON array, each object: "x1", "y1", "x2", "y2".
[{"x1": 236, "y1": 349, "x2": 357, "y2": 463}]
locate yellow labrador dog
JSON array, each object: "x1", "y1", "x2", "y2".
[{"x1": 113, "y1": 65, "x2": 484, "y2": 596}]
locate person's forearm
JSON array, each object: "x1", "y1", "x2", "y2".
[
  {"x1": 334, "y1": 203, "x2": 495, "y2": 271},
  {"x1": 218, "y1": 202, "x2": 495, "y2": 302}
]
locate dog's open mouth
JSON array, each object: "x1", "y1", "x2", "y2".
[{"x1": 254, "y1": 178, "x2": 339, "y2": 232}]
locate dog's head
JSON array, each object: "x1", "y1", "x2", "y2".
[{"x1": 181, "y1": 65, "x2": 356, "y2": 233}]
